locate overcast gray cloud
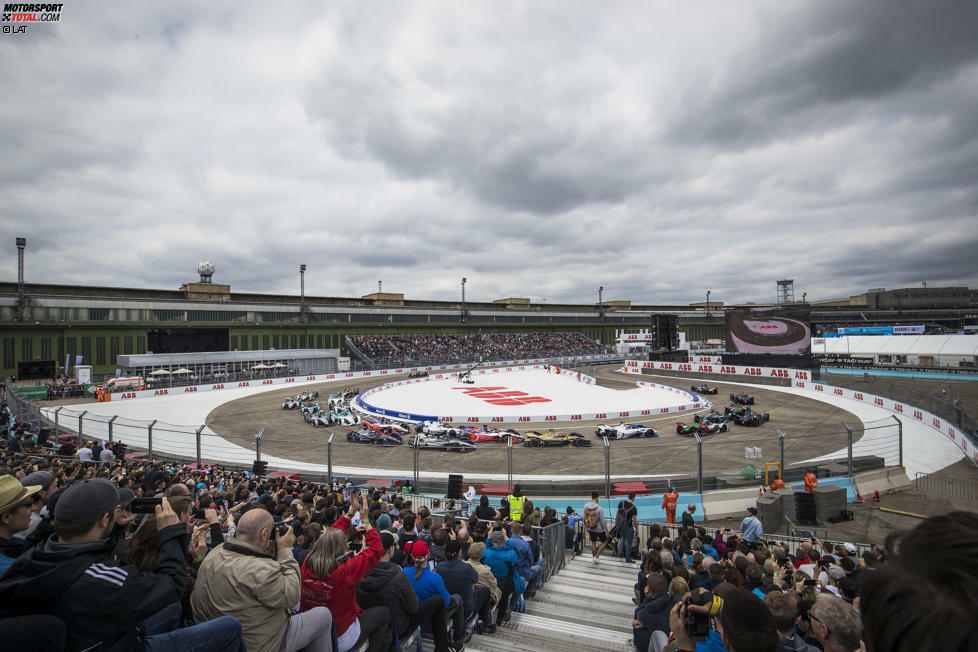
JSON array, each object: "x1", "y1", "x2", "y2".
[{"x1": 1, "y1": 0, "x2": 975, "y2": 306}]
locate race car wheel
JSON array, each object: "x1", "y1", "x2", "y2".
[
  {"x1": 721, "y1": 424, "x2": 727, "y2": 432},
  {"x1": 527, "y1": 438, "x2": 540, "y2": 447},
  {"x1": 346, "y1": 433, "x2": 354, "y2": 441}
]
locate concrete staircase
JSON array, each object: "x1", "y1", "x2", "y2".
[{"x1": 423, "y1": 554, "x2": 637, "y2": 652}]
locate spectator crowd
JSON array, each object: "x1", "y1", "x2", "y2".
[
  {"x1": 1, "y1": 385, "x2": 974, "y2": 651},
  {"x1": 349, "y1": 332, "x2": 610, "y2": 365}
]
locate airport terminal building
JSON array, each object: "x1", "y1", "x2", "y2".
[{"x1": 0, "y1": 272, "x2": 974, "y2": 380}]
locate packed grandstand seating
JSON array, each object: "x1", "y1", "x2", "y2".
[
  {"x1": 349, "y1": 331, "x2": 611, "y2": 364},
  {"x1": 0, "y1": 385, "x2": 973, "y2": 651}
]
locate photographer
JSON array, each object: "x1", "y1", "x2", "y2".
[
  {"x1": 192, "y1": 507, "x2": 333, "y2": 652},
  {"x1": 300, "y1": 494, "x2": 390, "y2": 652},
  {"x1": 668, "y1": 587, "x2": 779, "y2": 652}
]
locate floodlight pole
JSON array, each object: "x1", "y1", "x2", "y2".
[{"x1": 461, "y1": 278, "x2": 467, "y2": 323}]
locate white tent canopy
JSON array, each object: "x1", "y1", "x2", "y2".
[{"x1": 149, "y1": 369, "x2": 171, "y2": 375}]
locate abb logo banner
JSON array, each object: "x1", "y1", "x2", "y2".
[
  {"x1": 791, "y1": 380, "x2": 978, "y2": 468},
  {"x1": 621, "y1": 362, "x2": 810, "y2": 381}
]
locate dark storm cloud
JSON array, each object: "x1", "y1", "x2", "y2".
[
  {"x1": 670, "y1": 0, "x2": 978, "y2": 148},
  {"x1": 1, "y1": 1, "x2": 976, "y2": 306}
]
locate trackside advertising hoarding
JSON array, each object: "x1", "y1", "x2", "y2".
[
  {"x1": 106, "y1": 354, "x2": 621, "y2": 401},
  {"x1": 622, "y1": 359, "x2": 812, "y2": 381},
  {"x1": 352, "y1": 366, "x2": 708, "y2": 424},
  {"x1": 792, "y1": 380, "x2": 978, "y2": 468}
]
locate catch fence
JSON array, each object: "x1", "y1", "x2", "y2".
[{"x1": 10, "y1": 376, "x2": 902, "y2": 498}]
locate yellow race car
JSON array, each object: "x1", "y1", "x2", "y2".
[{"x1": 522, "y1": 430, "x2": 592, "y2": 448}]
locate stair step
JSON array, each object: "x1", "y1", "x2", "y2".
[
  {"x1": 525, "y1": 600, "x2": 633, "y2": 631},
  {"x1": 553, "y1": 568, "x2": 637, "y2": 588},
  {"x1": 504, "y1": 612, "x2": 633, "y2": 650},
  {"x1": 533, "y1": 588, "x2": 637, "y2": 617},
  {"x1": 535, "y1": 581, "x2": 635, "y2": 606}
]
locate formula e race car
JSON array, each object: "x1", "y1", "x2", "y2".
[
  {"x1": 732, "y1": 410, "x2": 770, "y2": 427},
  {"x1": 730, "y1": 392, "x2": 755, "y2": 405},
  {"x1": 363, "y1": 420, "x2": 410, "y2": 437},
  {"x1": 282, "y1": 397, "x2": 301, "y2": 410},
  {"x1": 460, "y1": 427, "x2": 524, "y2": 443},
  {"x1": 594, "y1": 423, "x2": 659, "y2": 439},
  {"x1": 298, "y1": 390, "x2": 319, "y2": 402},
  {"x1": 694, "y1": 410, "x2": 730, "y2": 425},
  {"x1": 408, "y1": 371, "x2": 429, "y2": 378},
  {"x1": 306, "y1": 412, "x2": 332, "y2": 428},
  {"x1": 330, "y1": 409, "x2": 361, "y2": 426},
  {"x1": 408, "y1": 433, "x2": 477, "y2": 452},
  {"x1": 347, "y1": 428, "x2": 402, "y2": 446},
  {"x1": 300, "y1": 402, "x2": 321, "y2": 415},
  {"x1": 416, "y1": 421, "x2": 461, "y2": 437},
  {"x1": 523, "y1": 430, "x2": 592, "y2": 448},
  {"x1": 676, "y1": 421, "x2": 728, "y2": 436},
  {"x1": 690, "y1": 384, "x2": 719, "y2": 395},
  {"x1": 724, "y1": 405, "x2": 751, "y2": 418}
]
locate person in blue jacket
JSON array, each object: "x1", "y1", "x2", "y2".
[
  {"x1": 480, "y1": 530, "x2": 521, "y2": 626},
  {"x1": 404, "y1": 540, "x2": 465, "y2": 652}
]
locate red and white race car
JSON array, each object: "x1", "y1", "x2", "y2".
[
  {"x1": 458, "y1": 427, "x2": 524, "y2": 443},
  {"x1": 363, "y1": 420, "x2": 410, "y2": 436}
]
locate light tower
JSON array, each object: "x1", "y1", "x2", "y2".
[{"x1": 15, "y1": 237, "x2": 26, "y2": 321}]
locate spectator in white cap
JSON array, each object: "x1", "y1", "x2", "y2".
[
  {"x1": 14, "y1": 470, "x2": 58, "y2": 541},
  {"x1": 0, "y1": 478, "x2": 243, "y2": 652},
  {"x1": 0, "y1": 475, "x2": 42, "y2": 574}
]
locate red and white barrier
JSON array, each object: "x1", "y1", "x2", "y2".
[
  {"x1": 793, "y1": 380, "x2": 978, "y2": 468},
  {"x1": 620, "y1": 359, "x2": 811, "y2": 382}
]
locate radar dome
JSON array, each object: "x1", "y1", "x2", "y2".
[{"x1": 197, "y1": 260, "x2": 215, "y2": 283}]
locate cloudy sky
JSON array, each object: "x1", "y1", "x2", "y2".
[{"x1": 2, "y1": 0, "x2": 976, "y2": 306}]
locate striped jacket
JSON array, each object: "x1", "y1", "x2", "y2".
[{"x1": 0, "y1": 523, "x2": 189, "y2": 652}]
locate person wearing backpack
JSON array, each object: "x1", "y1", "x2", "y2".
[
  {"x1": 616, "y1": 492, "x2": 639, "y2": 563},
  {"x1": 583, "y1": 492, "x2": 608, "y2": 561}
]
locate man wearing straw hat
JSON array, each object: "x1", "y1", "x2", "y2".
[{"x1": 0, "y1": 475, "x2": 43, "y2": 574}]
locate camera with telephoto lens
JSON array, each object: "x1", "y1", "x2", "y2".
[
  {"x1": 273, "y1": 519, "x2": 294, "y2": 537},
  {"x1": 684, "y1": 590, "x2": 719, "y2": 641}
]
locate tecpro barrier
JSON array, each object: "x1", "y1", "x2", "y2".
[{"x1": 352, "y1": 365, "x2": 709, "y2": 424}]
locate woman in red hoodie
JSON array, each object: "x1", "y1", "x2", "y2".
[{"x1": 301, "y1": 504, "x2": 390, "y2": 652}]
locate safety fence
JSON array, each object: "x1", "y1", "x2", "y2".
[
  {"x1": 577, "y1": 520, "x2": 873, "y2": 558},
  {"x1": 10, "y1": 376, "x2": 901, "y2": 499},
  {"x1": 913, "y1": 472, "x2": 978, "y2": 501},
  {"x1": 819, "y1": 371, "x2": 977, "y2": 444}
]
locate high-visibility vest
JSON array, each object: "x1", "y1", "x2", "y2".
[{"x1": 508, "y1": 495, "x2": 525, "y2": 520}]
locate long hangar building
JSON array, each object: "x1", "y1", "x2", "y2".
[{"x1": 0, "y1": 260, "x2": 974, "y2": 379}]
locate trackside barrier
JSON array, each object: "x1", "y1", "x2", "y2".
[
  {"x1": 587, "y1": 521, "x2": 872, "y2": 559},
  {"x1": 792, "y1": 380, "x2": 978, "y2": 468},
  {"x1": 353, "y1": 366, "x2": 709, "y2": 424},
  {"x1": 103, "y1": 353, "x2": 629, "y2": 401},
  {"x1": 621, "y1": 360, "x2": 812, "y2": 382}
]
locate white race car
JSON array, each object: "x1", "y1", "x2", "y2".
[
  {"x1": 298, "y1": 390, "x2": 319, "y2": 402},
  {"x1": 416, "y1": 421, "x2": 460, "y2": 437},
  {"x1": 306, "y1": 412, "x2": 331, "y2": 427},
  {"x1": 594, "y1": 423, "x2": 657, "y2": 439},
  {"x1": 282, "y1": 397, "x2": 300, "y2": 410},
  {"x1": 331, "y1": 410, "x2": 361, "y2": 426}
]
